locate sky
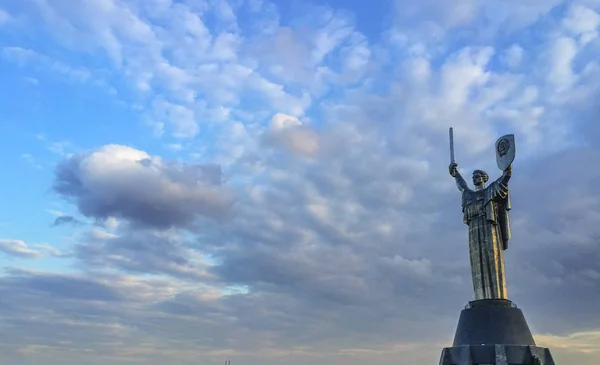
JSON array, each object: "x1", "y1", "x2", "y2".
[{"x1": 0, "y1": 0, "x2": 600, "y2": 364}]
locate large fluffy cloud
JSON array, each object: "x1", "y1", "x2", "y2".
[
  {"x1": 1, "y1": 1, "x2": 600, "y2": 365},
  {"x1": 53, "y1": 144, "x2": 235, "y2": 229}
]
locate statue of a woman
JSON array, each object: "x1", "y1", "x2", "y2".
[{"x1": 449, "y1": 162, "x2": 512, "y2": 300}]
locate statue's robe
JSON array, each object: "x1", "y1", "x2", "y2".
[{"x1": 455, "y1": 169, "x2": 511, "y2": 300}]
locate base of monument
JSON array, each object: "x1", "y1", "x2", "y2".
[
  {"x1": 438, "y1": 344, "x2": 555, "y2": 365},
  {"x1": 438, "y1": 299, "x2": 556, "y2": 364}
]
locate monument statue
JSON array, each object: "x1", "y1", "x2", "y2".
[
  {"x1": 448, "y1": 128, "x2": 515, "y2": 300},
  {"x1": 437, "y1": 129, "x2": 556, "y2": 365}
]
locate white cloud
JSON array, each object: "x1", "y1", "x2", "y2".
[
  {"x1": 2, "y1": 47, "x2": 39, "y2": 65},
  {"x1": 264, "y1": 113, "x2": 319, "y2": 155},
  {"x1": 0, "y1": 240, "x2": 66, "y2": 259},
  {"x1": 0, "y1": 239, "x2": 43, "y2": 258},
  {"x1": 47, "y1": 209, "x2": 66, "y2": 217},
  {"x1": 270, "y1": 113, "x2": 302, "y2": 130},
  {"x1": 21, "y1": 154, "x2": 43, "y2": 169},
  {"x1": 47, "y1": 141, "x2": 76, "y2": 157},
  {"x1": 53, "y1": 144, "x2": 235, "y2": 228},
  {"x1": 394, "y1": 0, "x2": 479, "y2": 29},
  {"x1": 562, "y1": 4, "x2": 600, "y2": 45},
  {"x1": 166, "y1": 143, "x2": 183, "y2": 151},
  {"x1": 75, "y1": 228, "x2": 214, "y2": 280},
  {"x1": 547, "y1": 36, "x2": 578, "y2": 88},
  {"x1": 504, "y1": 44, "x2": 524, "y2": 68},
  {"x1": 340, "y1": 33, "x2": 371, "y2": 73},
  {"x1": 152, "y1": 99, "x2": 198, "y2": 138},
  {"x1": 2, "y1": 47, "x2": 92, "y2": 82},
  {"x1": 439, "y1": 47, "x2": 495, "y2": 112},
  {"x1": 14, "y1": 0, "x2": 384, "y2": 141}
]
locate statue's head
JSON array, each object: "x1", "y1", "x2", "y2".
[{"x1": 472, "y1": 170, "x2": 489, "y2": 187}]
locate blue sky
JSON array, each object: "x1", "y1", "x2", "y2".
[{"x1": 1, "y1": 0, "x2": 600, "y2": 364}]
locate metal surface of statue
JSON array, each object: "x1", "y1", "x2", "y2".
[
  {"x1": 437, "y1": 129, "x2": 556, "y2": 365},
  {"x1": 448, "y1": 128, "x2": 514, "y2": 300}
]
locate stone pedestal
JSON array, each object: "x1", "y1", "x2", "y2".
[{"x1": 438, "y1": 299, "x2": 556, "y2": 365}]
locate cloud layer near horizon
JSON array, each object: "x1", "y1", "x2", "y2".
[{"x1": 1, "y1": 0, "x2": 600, "y2": 364}]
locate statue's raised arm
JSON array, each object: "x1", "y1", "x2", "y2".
[
  {"x1": 449, "y1": 162, "x2": 470, "y2": 193},
  {"x1": 497, "y1": 163, "x2": 512, "y2": 184}
]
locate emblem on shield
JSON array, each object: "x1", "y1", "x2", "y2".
[{"x1": 495, "y1": 134, "x2": 516, "y2": 170}]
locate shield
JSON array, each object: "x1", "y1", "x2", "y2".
[{"x1": 495, "y1": 134, "x2": 516, "y2": 170}]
